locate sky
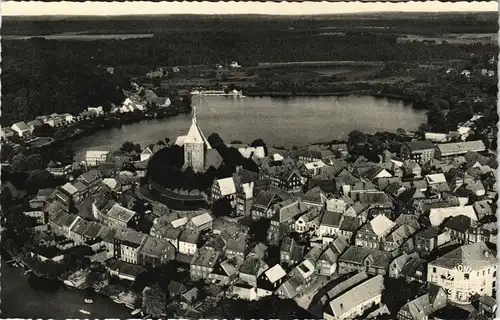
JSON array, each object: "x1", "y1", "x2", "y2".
[{"x1": 1, "y1": 1, "x2": 498, "y2": 16}]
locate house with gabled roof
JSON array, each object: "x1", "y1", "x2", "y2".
[
  {"x1": 400, "y1": 140, "x2": 435, "y2": 164},
  {"x1": 301, "y1": 186, "x2": 327, "y2": 210},
  {"x1": 294, "y1": 207, "x2": 321, "y2": 234},
  {"x1": 355, "y1": 214, "x2": 396, "y2": 249},
  {"x1": 397, "y1": 284, "x2": 447, "y2": 320},
  {"x1": 239, "y1": 255, "x2": 269, "y2": 287},
  {"x1": 185, "y1": 211, "x2": 213, "y2": 233},
  {"x1": 323, "y1": 274, "x2": 385, "y2": 320},
  {"x1": 256, "y1": 263, "x2": 287, "y2": 297},
  {"x1": 250, "y1": 191, "x2": 283, "y2": 220},
  {"x1": 267, "y1": 200, "x2": 305, "y2": 244},
  {"x1": 211, "y1": 177, "x2": 237, "y2": 206},
  {"x1": 318, "y1": 236, "x2": 349, "y2": 276},
  {"x1": 11, "y1": 121, "x2": 31, "y2": 137},
  {"x1": 384, "y1": 223, "x2": 418, "y2": 252},
  {"x1": 338, "y1": 246, "x2": 394, "y2": 276},
  {"x1": 269, "y1": 169, "x2": 303, "y2": 194}
]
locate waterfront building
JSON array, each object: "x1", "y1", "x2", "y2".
[
  {"x1": 11, "y1": 121, "x2": 31, "y2": 138},
  {"x1": 435, "y1": 141, "x2": 486, "y2": 160},
  {"x1": 84, "y1": 150, "x2": 110, "y2": 167},
  {"x1": 400, "y1": 140, "x2": 435, "y2": 164}
]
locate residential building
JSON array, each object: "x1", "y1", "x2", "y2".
[
  {"x1": 323, "y1": 274, "x2": 385, "y2": 320},
  {"x1": 318, "y1": 236, "x2": 349, "y2": 276},
  {"x1": 114, "y1": 229, "x2": 148, "y2": 264},
  {"x1": 338, "y1": 246, "x2": 394, "y2": 275},
  {"x1": 250, "y1": 191, "x2": 283, "y2": 220},
  {"x1": 185, "y1": 212, "x2": 213, "y2": 233},
  {"x1": 397, "y1": 285, "x2": 447, "y2": 320},
  {"x1": 355, "y1": 215, "x2": 396, "y2": 249},
  {"x1": 269, "y1": 169, "x2": 303, "y2": 193},
  {"x1": 400, "y1": 140, "x2": 435, "y2": 164},
  {"x1": 178, "y1": 231, "x2": 199, "y2": 255},
  {"x1": 211, "y1": 177, "x2": 237, "y2": 206},
  {"x1": 11, "y1": 121, "x2": 31, "y2": 138},
  {"x1": 190, "y1": 247, "x2": 221, "y2": 281},
  {"x1": 256, "y1": 264, "x2": 287, "y2": 297},
  {"x1": 427, "y1": 242, "x2": 497, "y2": 304},
  {"x1": 138, "y1": 237, "x2": 175, "y2": 267}
]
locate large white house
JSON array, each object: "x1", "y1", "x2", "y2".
[{"x1": 427, "y1": 242, "x2": 497, "y2": 305}]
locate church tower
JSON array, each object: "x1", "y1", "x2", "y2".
[{"x1": 182, "y1": 105, "x2": 211, "y2": 172}]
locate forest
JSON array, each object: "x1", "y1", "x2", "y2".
[{"x1": 2, "y1": 13, "x2": 497, "y2": 125}]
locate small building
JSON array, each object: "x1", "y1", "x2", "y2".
[
  {"x1": 211, "y1": 177, "x2": 237, "y2": 206},
  {"x1": 11, "y1": 121, "x2": 31, "y2": 138},
  {"x1": 256, "y1": 264, "x2": 287, "y2": 297},
  {"x1": 178, "y1": 230, "x2": 199, "y2": 256}
]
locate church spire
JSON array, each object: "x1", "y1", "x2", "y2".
[{"x1": 192, "y1": 105, "x2": 197, "y2": 124}]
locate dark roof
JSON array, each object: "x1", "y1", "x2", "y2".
[
  {"x1": 444, "y1": 215, "x2": 472, "y2": 233},
  {"x1": 339, "y1": 216, "x2": 359, "y2": 232},
  {"x1": 404, "y1": 140, "x2": 435, "y2": 151},
  {"x1": 416, "y1": 226, "x2": 439, "y2": 239},
  {"x1": 321, "y1": 211, "x2": 343, "y2": 227}
]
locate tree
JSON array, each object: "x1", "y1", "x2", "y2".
[
  {"x1": 157, "y1": 140, "x2": 165, "y2": 146},
  {"x1": 347, "y1": 130, "x2": 368, "y2": 147},
  {"x1": 134, "y1": 143, "x2": 142, "y2": 153},
  {"x1": 208, "y1": 132, "x2": 225, "y2": 149},
  {"x1": 142, "y1": 284, "x2": 167, "y2": 318},
  {"x1": 25, "y1": 154, "x2": 44, "y2": 171},
  {"x1": 248, "y1": 218, "x2": 271, "y2": 242},
  {"x1": 211, "y1": 198, "x2": 233, "y2": 217},
  {"x1": 396, "y1": 128, "x2": 406, "y2": 136},
  {"x1": 120, "y1": 141, "x2": 136, "y2": 153},
  {"x1": 426, "y1": 105, "x2": 447, "y2": 133},
  {"x1": 11, "y1": 153, "x2": 27, "y2": 172}
]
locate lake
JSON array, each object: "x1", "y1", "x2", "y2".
[
  {"x1": 3, "y1": 33, "x2": 155, "y2": 41},
  {"x1": 72, "y1": 95, "x2": 426, "y2": 160},
  {"x1": 0, "y1": 258, "x2": 132, "y2": 319}
]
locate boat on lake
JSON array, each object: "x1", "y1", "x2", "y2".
[
  {"x1": 79, "y1": 309, "x2": 91, "y2": 315},
  {"x1": 131, "y1": 309, "x2": 141, "y2": 315}
]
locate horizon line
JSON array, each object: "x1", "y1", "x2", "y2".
[{"x1": 2, "y1": 1, "x2": 497, "y2": 16}]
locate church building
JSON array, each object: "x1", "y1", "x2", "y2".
[{"x1": 175, "y1": 106, "x2": 223, "y2": 173}]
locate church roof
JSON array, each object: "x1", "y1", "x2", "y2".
[{"x1": 183, "y1": 106, "x2": 212, "y2": 149}]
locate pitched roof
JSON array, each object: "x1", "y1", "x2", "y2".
[
  {"x1": 12, "y1": 121, "x2": 30, "y2": 131},
  {"x1": 61, "y1": 183, "x2": 78, "y2": 195},
  {"x1": 404, "y1": 140, "x2": 434, "y2": 151},
  {"x1": 437, "y1": 141, "x2": 486, "y2": 156},
  {"x1": 370, "y1": 215, "x2": 396, "y2": 237},
  {"x1": 321, "y1": 211, "x2": 343, "y2": 228},
  {"x1": 106, "y1": 203, "x2": 137, "y2": 224},
  {"x1": 184, "y1": 119, "x2": 211, "y2": 149},
  {"x1": 327, "y1": 275, "x2": 384, "y2": 318},
  {"x1": 189, "y1": 212, "x2": 213, "y2": 227},
  {"x1": 430, "y1": 242, "x2": 497, "y2": 270},
  {"x1": 216, "y1": 177, "x2": 237, "y2": 196},
  {"x1": 264, "y1": 264, "x2": 287, "y2": 283}
]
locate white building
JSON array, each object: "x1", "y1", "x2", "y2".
[
  {"x1": 85, "y1": 150, "x2": 110, "y2": 167},
  {"x1": 11, "y1": 121, "x2": 31, "y2": 137},
  {"x1": 427, "y1": 242, "x2": 497, "y2": 305}
]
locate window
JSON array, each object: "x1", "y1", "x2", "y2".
[
  {"x1": 433, "y1": 267, "x2": 436, "y2": 273},
  {"x1": 483, "y1": 270, "x2": 485, "y2": 276},
  {"x1": 464, "y1": 273, "x2": 470, "y2": 280}
]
